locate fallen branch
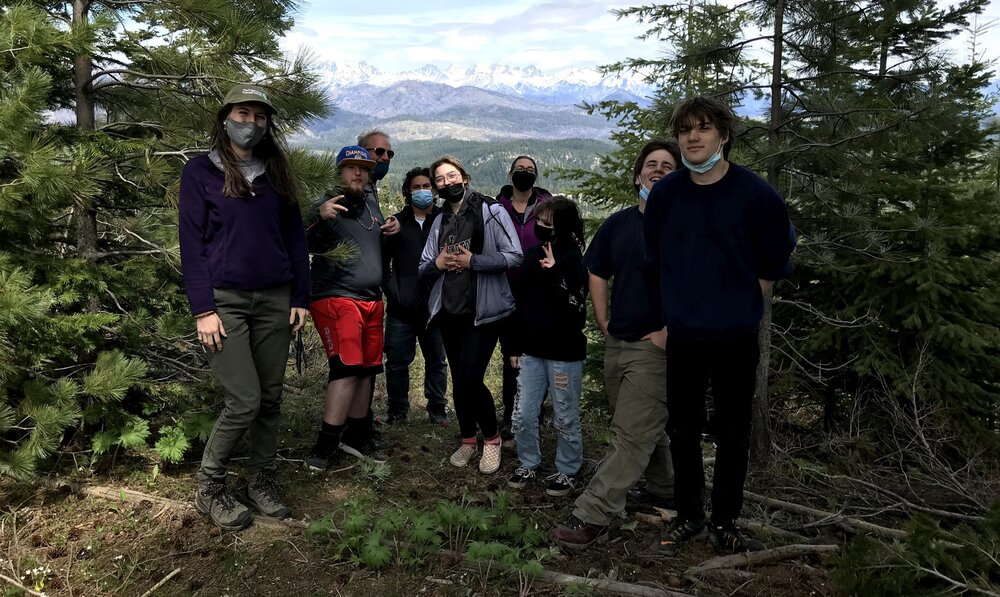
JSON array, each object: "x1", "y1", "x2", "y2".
[
  {"x1": 685, "y1": 544, "x2": 840, "y2": 576},
  {"x1": 75, "y1": 484, "x2": 306, "y2": 529},
  {"x1": 138, "y1": 567, "x2": 181, "y2": 597},
  {"x1": 449, "y1": 548, "x2": 692, "y2": 597},
  {"x1": 737, "y1": 488, "x2": 909, "y2": 541},
  {"x1": 0, "y1": 572, "x2": 46, "y2": 597}
]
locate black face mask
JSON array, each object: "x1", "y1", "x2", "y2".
[
  {"x1": 534, "y1": 222, "x2": 556, "y2": 244},
  {"x1": 439, "y1": 183, "x2": 466, "y2": 203},
  {"x1": 511, "y1": 170, "x2": 536, "y2": 192}
]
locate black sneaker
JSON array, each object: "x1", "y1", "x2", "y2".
[
  {"x1": 245, "y1": 471, "x2": 291, "y2": 519},
  {"x1": 195, "y1": 480, "x2": 253, "y2": 531},
  {"x1": 339, "y1": 438, "x2": 388, "y2": 464},
  {"x1": 384, "y1": 411, "x2": 408, "y2": 425},
  {"x1": 303, "y1": 447, "x2": 335, "y2": 472},
  {"x1": 507, "y1": 466, "x2": 537, "y2": 489},
  {"x1": 545, "y1": 472, "x2": 575, "y2": 497},
  {"x1": 427, "y1": 411, "x2": 449, "y2": 426},
  {"x1": 651, "y1": 517, "x2": 709, "y2": 555},
  {"x1": 626, "y1": 487, "x2": 676, "y2": 511},
  {"x1": 712, "y1": 521, "x2": 766, "y2": 553}
]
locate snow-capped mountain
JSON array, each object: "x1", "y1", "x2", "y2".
[{"x1": 315, "y1": 61, "x2": 654, "y2": 105}]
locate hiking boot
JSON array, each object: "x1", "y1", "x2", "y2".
[
  {"x1": 549, "y1": 515, "x2": 609, "y2": 550},
  {"x1": 651, "y1": 517, "x2": 709, "y2": 555},
  {"x1": 545, "y1": 472, "x2": 576, "y2": 497},
  {"x1": 480, "y1": 442, "x2": 502, "y2": 474},
  {"x1": 507, "y1": 466, "x2": 537, "y2": 489},
  {"x1": 712, "y1": 521, "x2": 766, "y2": 553},
  {"x1": 450, "y1": 443, "x2": 478, "y2": 467},
  {"x1": 195, "y1": 480, "x2": 253, "y2": 531},
  {"x1": 427, "y1": 411, "x2": 449, "y2": 426},
  {"x1": 245, "y1": 471, "x2": 291, "y2": 519},
  {"x1": 339, "y1": 438, "x2": 388, "y2": 464},
  {"x1": 626, "y1": 487, "x2": 676, "y2": 511}
]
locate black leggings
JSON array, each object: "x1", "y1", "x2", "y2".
[{"x1": 437, "y1": 312, "x2": 502, "y2": 440}]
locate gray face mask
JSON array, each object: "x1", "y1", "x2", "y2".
[{"x1": 225, "y1": 118, "x2": 266, "y2": 149}]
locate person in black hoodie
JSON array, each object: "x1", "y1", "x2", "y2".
[
  {"x1": 506, "y1": 197, "x2": 588, "y2": 498},
  {"x1": 381, "y1": 167, "x2": 449, "y2": 425}
]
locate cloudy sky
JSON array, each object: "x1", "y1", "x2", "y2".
[
  {"x1": 282, "y1": 0, "x2": 657, "y2": 72},
  {"x1": 282, "y1": 0, "x2": 1000, "y2": 74}
]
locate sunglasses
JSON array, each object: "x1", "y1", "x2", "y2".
[{"x1": 366, "y1": 147, "x2": 395, "y2": 159}]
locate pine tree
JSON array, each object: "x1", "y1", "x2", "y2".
[
  {"x1": 0, "y1": 1, "x2": 334, "y2": 478},
  {"x1": 570, "y1": 0, "x2": 999, "y2": 466}
]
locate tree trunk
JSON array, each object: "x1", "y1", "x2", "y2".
[
  {"x1": 766, "y1": 0, "x2": 784, "y2": 190},
  {"x1": 73, "y1": 0, "x2": 98, "y2": 266},
  {"x1": 751, "y1": 0, "x2": 784, "y2": 467}
]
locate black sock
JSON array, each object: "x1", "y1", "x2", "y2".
[
  {"x1": 314, "y1": 422, "x2": 344, "y2": 454},
  {"x1": 343, "y1": 416, "x2": 368, "y2": 447}
]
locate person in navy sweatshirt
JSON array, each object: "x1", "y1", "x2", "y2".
[
  {"x1": 179, "y1": 84, "x2": 309, "y2": 531},
  {"x1": 643, "y1": 96, "x2": 796, "y2": 555}
]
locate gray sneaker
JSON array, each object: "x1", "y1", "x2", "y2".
[
  {"x1": 195, "y1": 480, "x2": 253, "y2": 531},
  {"x1": 246, "y1": 471, "x2": 292, "y2": 519}
]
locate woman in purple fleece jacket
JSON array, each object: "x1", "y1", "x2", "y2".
[{"x1": 179, "y1": 84, "x2": 309, "y2": 531}]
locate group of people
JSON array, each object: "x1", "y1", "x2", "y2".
[{"x1": 178, "y1": 84, "x2": 796, "y2": 558}]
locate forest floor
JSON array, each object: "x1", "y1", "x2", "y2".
[{"x1": 0, "y1": 355, "x2": 881, "y2": 597}]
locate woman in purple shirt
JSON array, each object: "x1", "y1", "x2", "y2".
[{"x1": 179, "y1": 84, "x2": 309, "y2": 531}]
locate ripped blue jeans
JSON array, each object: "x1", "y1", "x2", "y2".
[{"x1": 512, "y1": 355, "x2": 583, "y2": 475}]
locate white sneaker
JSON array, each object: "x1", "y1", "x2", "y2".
[
  {"x1": 450, "y1": 443, "x2": 478, "y2": 467},
  {"x1": 479, "y1": 442, "x2": 501, "y2": 474}
]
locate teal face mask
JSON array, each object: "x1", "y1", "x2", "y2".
[
  {"x1": 411, "y1": 189, "x2": 434, "y2": 209},
  {"x1": 639, "y1": 185, "x2": 651, "y2": 202},
  {"x1": 682, "y1": 140, "x2": 724, "y2": 174}
]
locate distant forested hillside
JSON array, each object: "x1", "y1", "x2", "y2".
[{"x1": 301, "y1": 137, "x2": 616, "y2": 200}]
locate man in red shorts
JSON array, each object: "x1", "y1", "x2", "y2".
[{"x1": 304, "y1": 146, "x2": 389, "y2": 469}]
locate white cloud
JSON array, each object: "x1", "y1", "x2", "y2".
[{"x1": 284, "y1": 0, "x2": 1000, "y2": 74}]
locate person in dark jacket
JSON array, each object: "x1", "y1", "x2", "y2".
[
  {"x1": 505, "y1": 197, "x2": 588, "y2": 498},
  {"x1": 550, "y1": 139, "x2": 679, "y2": 549},
  {"x1": 645, "y1": 96, "x2": 796, "y2": 555},
  {"x1": 303, "y1": 146, "x2": 389, "y2": 471},
  {"x1": 495, "y1": 155, "x2": 553, "y2": 445},
  {"x1": 381, "y1": 167, "x2": 449, "y2": 425},
  {"x1": 179, "y1": 84, "x2": 308, "y2": 531}
]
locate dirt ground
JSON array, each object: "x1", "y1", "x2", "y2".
[{"x1": 0, "y1": 362, "x2": 842, "y2": 597}]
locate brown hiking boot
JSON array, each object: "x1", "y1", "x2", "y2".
[{"x1": 549, "y1": 515, "x2": 609, "y2": 550}]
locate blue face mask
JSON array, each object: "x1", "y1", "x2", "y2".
[
  {"x1": 638, "y1": 185, "x2": 651, "y2": 202},
  {"x1": 411, "y1": 189, "x2": 434, "y2": 209},
  {"x1": 682, "y1": 140, "x2": 725, "y2": 174},
  {"x1": 372, "y1": 160, "x2": 390, "y2": 181}
]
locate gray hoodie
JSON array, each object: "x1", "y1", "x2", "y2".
[{"x1": 419, "y1": 191, "x2": 523, "y2": 326}]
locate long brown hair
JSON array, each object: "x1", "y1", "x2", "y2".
[{"x1": 211, "y1": 104, "x2": 299, "y2": 202}]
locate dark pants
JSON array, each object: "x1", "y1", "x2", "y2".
[
  {"x1": 665, "y1": 333, "x2": 759, "y2": 525},
  {"x1": 437, "y1": 312, "x2": 501, "y2": 440},
  {"x1": 384, "y1": 314, "x2": 448, "y2": 416},
  {"x1": 498, "y1": 322, "x2": 520, "y2": 426},
  {"x1": 198, "y1": 286, "x2": 292, "y2": 484}
]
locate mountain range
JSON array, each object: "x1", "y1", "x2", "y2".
[
  {"x1": 315, "y1": 61, "x2": 655, "y2": 106},
  {"x1": 290, "y1": 62, "x2": 653, "y2": 148}
]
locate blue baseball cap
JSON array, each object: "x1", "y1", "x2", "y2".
[{"x1": 336, "y1": 145, "x2": 376, "y2": 170}]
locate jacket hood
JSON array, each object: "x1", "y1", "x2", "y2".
[{"x1": 496, "y1": 185, "x2": 554, "y2": 204}]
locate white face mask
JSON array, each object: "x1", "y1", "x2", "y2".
[{"x1": 682, "y1": 139, "x2": 725, "y2": 174}]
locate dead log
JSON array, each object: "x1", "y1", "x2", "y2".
[{"x1": 685, "y1": 544, "x2": 840, "y2": 576}]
